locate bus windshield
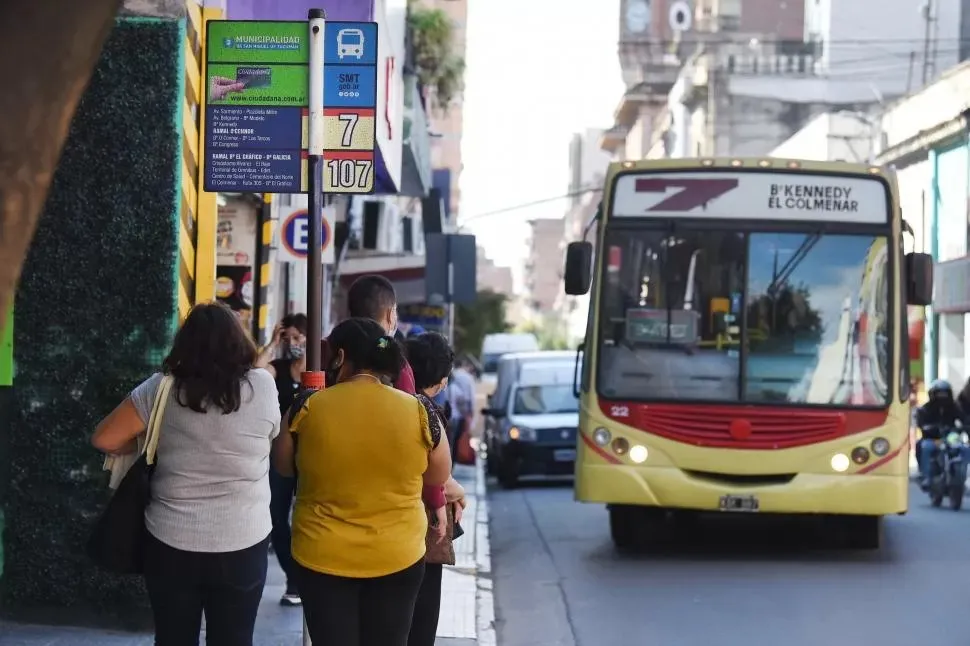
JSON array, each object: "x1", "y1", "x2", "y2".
[{"x1": 596, "y1": 228, "x2": 891, "y2": 406}]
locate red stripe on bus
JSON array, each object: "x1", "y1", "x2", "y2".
[
  {"x1": 856, "y1": 442, "x2": 906, "y2": 475},
  {"x1": 580, "y1": 432, "x2": 622, "y2": 465}
]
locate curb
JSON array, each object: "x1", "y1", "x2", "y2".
[{"x1": 474, "y1": 456, "x2": 496, "y2": 645}]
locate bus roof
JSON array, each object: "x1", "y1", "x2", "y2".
[
  {"x1": 603, "y1": 158, "x2": 894, "y2": 224},
  {"x1": 605, "y1": 157, "x2": 886, "y2": 176}
]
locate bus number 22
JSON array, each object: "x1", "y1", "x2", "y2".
[{"x1": 610, "y1": 405, "x2": 630, "y2": 418}]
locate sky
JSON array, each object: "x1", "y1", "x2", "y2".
[{"x1": 457, "y1": 0, "x2": 624, "y2": 283}]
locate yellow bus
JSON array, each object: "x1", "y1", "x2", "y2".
[{"x1": 562, "y1": 158, "x2": 933, "y2": 549}]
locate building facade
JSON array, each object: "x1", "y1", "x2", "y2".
[
  {"x1": 525, "y1": 218, "x2": 566, "y2": 321},
  {"x1": 608, "y1": 0, "x2": 970, "y2": 162},
  {"x1": 768, "y1": 111, "x2": 875, "y2": 162},
  {"x1": 875, "y1": 61, "x2": 970, "y2": 386}
]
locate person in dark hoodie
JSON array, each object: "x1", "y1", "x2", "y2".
[{"x1": 914, "y1": 379, "x2": 970, "y2": 488}]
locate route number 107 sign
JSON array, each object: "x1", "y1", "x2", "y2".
[
  {"x1": 323, "y1": 21, "x2": 379, "y2": 194},
  {"x1": 323, "y1": 107, "x2": 375, "y2": 193}
]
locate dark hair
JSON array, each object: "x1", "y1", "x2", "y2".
[
  {"x1": 328, "y1": 317, "x2": 404, "y2": 382},
  {"x1": 406, "y1": 332, "x2": 455, "y2": 391},
  {"x1": 162, "y1": 302, "x2": 257, "y2": 414},
  {"x1": 281, "y1": 313, "x2": 307, "y2": 335},
  {"x1": 347, "y1": 275, "x2": 396, "y2": 321}
]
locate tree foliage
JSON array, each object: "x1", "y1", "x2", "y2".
[
  {"x1": 455, "y1": 290, "x2": 510, "y2": 357},
  {"x1": 407, "y1": 2, "x2": 466, "y2": 110},
  {"x1": 519, "y1": 320, "x2": 571, "y2": 350}
]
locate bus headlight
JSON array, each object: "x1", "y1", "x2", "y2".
[
  {"x1": 611, "y1": 437, "x2": 630, "y2": 455},
  {"x1": 851, "y1": 446, "x2": 870, "y2": 464},
  {"x1": 870, "y1": 437, "x2": 890, "y2": 456},
  {"x1": 629, "y1": 445, "x2": 648, "y2": 464},
  {"x1": 831, "y1": 453, "x2": 850, "y2": 472},
  {"x1": 592, "y1": 427, "x2": 611, "y2": 447}
]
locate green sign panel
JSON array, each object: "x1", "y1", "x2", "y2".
[
  {"x1": 203, "y1": 20, "x2": 310, "y2": 193},
  {"x1": 1, "y1": 304, "x2": 12, "y2": 386},
  {"x1": 206, "y1": 21, "x2": 309, "y2": 64}
]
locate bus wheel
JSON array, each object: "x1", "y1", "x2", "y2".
[
  {"x1": 609, "y1": 506, "x2": 638, "y2": 550},
  {"x1": 842, "y1": 515, "x2": 882, "y2": 550},
  {"x1": 610, "y1": 505, "x2": 664, "y2": 550}
]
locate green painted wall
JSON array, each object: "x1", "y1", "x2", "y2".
[{"x1": 0, "y1": 18, "x2": 183, "y2": 628}]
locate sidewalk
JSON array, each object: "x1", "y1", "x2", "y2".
[{"x1": 0, "y1": 462, "x2": 494, "y2": 646}]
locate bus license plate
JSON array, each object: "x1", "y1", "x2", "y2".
[
  {"x1": 719, "y1": 495, "x2": 759, "y2": 512},
  {"x1": 554, "y1": 449, "x2": 576, "y2": 462}
]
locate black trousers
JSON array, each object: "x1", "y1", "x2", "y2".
[
  {"x1": 268, "y1": 468, "x2": 296, "y2": 583},
  {"x1": 295, "y1": 558, "x2": 425, "y2": 646},
  {"x1": 408, "y1": 562, "x2": 443, "y2": 646},
  {"x1": 144, "y1": 532, "x2": 269, "y2": 646}
]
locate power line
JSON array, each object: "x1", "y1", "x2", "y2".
[{"x1": 457, "y1": 186, "x2": 603, "y2": 228}]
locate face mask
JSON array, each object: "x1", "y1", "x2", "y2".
[{"x1": 286, "y1": 344, "x2": 305, "y2": 360}]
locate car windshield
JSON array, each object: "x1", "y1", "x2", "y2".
[
  {"x1": 513, "y1": 384, "x2": 579, "y2": 414},
  {"x1": 596, "y1": 227, "x2": 891, "y2": 406},
  {"x1": 482, "y1": 353, "x2": 503, "y2": 374}
]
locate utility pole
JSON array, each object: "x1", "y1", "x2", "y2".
[{"x1": 921, "y1": 0, "x2": 935, "y2": 85}]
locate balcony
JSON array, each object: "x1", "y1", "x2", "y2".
[
  {"x1": 400, "y1": 73, "x2": 433, "y2": 197},
  {"x1": 721, "y1": 40, "x2": 822, "y2": 77}
]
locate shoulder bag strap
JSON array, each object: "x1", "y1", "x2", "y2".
[{"x1": 144, "y1": 375, "x2": 174, "y2": 465}]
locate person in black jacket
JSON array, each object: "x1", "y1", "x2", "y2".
[
  {"x1": 254, "y1": 313, "x2": 307, "y2": 606},
  {"x1": 915, "y1": 379, "x2": 966, "y2": 488}
]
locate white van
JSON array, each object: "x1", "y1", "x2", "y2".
[
  {"x1": 480, "y1": 333, "x2": 540, "y2": 388},
  {"x1": 481, "y1": 351, "x2": 580, "y2": 487}
]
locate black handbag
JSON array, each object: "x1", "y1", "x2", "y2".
[
  {"x1": 86, "y1": 375, "x2": 173, "y2": 574},
  {"x1": 86, "y1": 454, "x2": 156, "y2": 574}
]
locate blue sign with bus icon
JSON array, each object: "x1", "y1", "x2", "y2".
[{"x1": 324, "y1": 22, "x2": 378, "y2": 66}]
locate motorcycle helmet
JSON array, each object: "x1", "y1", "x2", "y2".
[{"x1": 928, "y1": 379, "x2": 954, "y2": 401}]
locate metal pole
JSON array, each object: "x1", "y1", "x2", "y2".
[
  {"x1": 303, "y1": 13, "x2": 326, "y2": 643},
  {"x1": 921, "y1": 1, "x2": 932, "y2": 85},
  {"x1": 321, "y1": 197, "x2": 333, "y2": 335},
  {"x1": 322, "y1": 263, "x2": 331, "y2": 335},
  {"x1": 305, "y1": 9, "x2": 326, "y2": 378}
]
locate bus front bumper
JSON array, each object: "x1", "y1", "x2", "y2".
[{"x1": 575, "y1": 463, "x2": 907, "y2": 516}]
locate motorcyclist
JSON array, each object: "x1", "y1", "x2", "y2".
[{"x1": 915, "y1": 379, "x2": 967, "y2": 489}]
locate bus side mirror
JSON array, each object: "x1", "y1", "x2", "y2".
[
  {"x1": 906, "y1": 252, "x2": 933, "y2": 306},
  {"x1": 564, "y1": 241, "x2": 593, "y2": 295}
]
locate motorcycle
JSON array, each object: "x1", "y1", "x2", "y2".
[{"x1": 922, "y1": 424, "x2": 969, "y2": 510}]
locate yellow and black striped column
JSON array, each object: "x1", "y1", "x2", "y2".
[
  {"x1": 177, "y1": 1, "x2": 221, "y2": 321},
  {"x1": 252, "y1": 193, "x2": 275, "y2": 344}
]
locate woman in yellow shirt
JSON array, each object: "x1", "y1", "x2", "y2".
[{"x1": 272, "y1": 317, "x2": 452, "y2": 646}]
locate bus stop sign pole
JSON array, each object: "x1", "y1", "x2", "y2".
[{"x1": 302, "y1": 8, "x2": 326, "y2": 390}]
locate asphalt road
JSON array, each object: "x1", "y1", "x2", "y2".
[{"x1": 488, "y1": 478, "x2": 970, "y2": 646}]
